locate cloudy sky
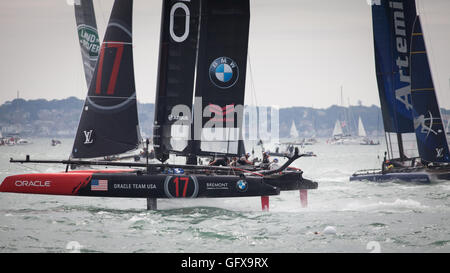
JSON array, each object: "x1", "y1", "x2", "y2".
[{"x1": 0, "y1": 0, "x2": 449, "y2": 109}]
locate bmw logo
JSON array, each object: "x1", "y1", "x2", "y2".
[
  {"x1": 209, "y1": 57, "x2": 239, "y2": 89},
  {"x1": 236, "y1": 180, "x2": 248, "y2": 192}
]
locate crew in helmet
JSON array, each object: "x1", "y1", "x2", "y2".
[
  {"x1": 269, "y1": 158, "x2": 280, "y2": 170},
  {"x1": 237, "y1": 153, "x2": 253, "y2": 165}
]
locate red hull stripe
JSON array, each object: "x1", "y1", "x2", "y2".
[{"x1": 0, "y1": 173, "x2": 92, "y2": 196}]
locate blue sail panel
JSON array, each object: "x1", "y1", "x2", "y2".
[
  {"x1": 410, "y1": 17, "x2": 450, "y2": 163},
  {"x1": 371, "y1": 0, "x2": 416, "y2": 133}
]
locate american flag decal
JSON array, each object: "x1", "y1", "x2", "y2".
[{"x1": 91, "y1": 179, "x2": 108, "y2": 191}]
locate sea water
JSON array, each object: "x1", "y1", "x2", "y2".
[{"x1": 0, "y1": 138, "x2": 449, "y2": 253}]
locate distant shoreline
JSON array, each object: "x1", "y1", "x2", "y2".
[{"x1": 0, "y1": 97, "x2": 389, "y2": 138}]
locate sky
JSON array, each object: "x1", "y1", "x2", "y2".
[{"x1": 0, "y1": 0, "x2": 449, "y2": 109}]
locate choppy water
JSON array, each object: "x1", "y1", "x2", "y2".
[{"x1": 0, "y1": 138, "x2": 449, "y2": 253}]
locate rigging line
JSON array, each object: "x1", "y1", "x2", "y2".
[
  {"x1": 231, "y1": 167, "x2": 264, "y2": 177},
  {"x1": 247, "y1": 53, "x2": 259, "y2": 108},
  {"x1": 17, "y1": 163, "x2": 51, "y2": 174}
]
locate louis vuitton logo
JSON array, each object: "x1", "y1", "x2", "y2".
[{"x1": 83, "y1": 130, "x2": 94, "y2": 144}]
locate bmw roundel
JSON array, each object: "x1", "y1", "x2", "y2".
[
  {"x1": 209, "y1": 57, "x2": 239, "y2": 89},
  {"x1": 236, "y1": 179, "x2": 248, "y2": 192}
]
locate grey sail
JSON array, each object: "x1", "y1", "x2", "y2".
[{"x1": 74, "y1": 0, "x2": 101, "y2": 88}]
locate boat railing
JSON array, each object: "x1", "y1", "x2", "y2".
[{"x1": 351, "y1": 169, "x2": 381, "y2": 176}]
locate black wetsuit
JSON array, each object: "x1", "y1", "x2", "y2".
[{"x1": 210, "y1": 158, "x2": 228, "y2": 166}]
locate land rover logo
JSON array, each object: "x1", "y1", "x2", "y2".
[
  {"x1": 77, "y1": 24, "x2": 100, "y2": 60},
  {"x1": 209, "y1": 57, "x2": 239, "y2": 89},
  {"x1": 236, "y1": 180, "x2": 248, "y2": 192}
]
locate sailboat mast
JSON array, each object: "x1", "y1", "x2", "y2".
[
  {"x1": 186, "y1": 0, "x2": 204, "y2": 166},
  {"x1": 396, "y1": 133, "x2": 406, "y2": 161}
]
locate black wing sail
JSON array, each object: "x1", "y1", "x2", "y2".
[
  {"x1": 191, "y1": 0, "x2": 250, "y2": 157},
  {"x1": 72, "y1": 0, "x2": 140, "y2": 159},
  {"x1": 74, "y1": 0, "x2": 100, "y2": 88},
  {"x1": 153, "y1": 0, "x2": 201, "y2": 162}
]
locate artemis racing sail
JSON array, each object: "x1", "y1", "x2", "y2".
[
  {"x1": 371, "y1": 0, "x2": 418, "y2": 160},
  {"x1": 72, "y1": 0, "x2": 140, "y2": 159},
  {"x1": 372, "y1": 0, "x2": 416, "y2": 133},
  {"x1": 410, "y1": 16, "x2": 450, "y2": 163},
  {"x1": 74, "y1": 0, "x2": 101, "y2": 88}
]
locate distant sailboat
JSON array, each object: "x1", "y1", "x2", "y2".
[
  {"x1": 0, "y1": 131, "x2": 4, "y2": 146},
  {"x1": 290, "y1": 120, "x2": 299, "y2": 139},
  {"x1": 333, "y1": 120, "x2": 344, "y2": 138},
  {"x1": 329, "y1": 119, "x2": 358, "y2": 145},
  {"x1": 358, "y1": 116, "x2": 379, "y2": 145},
  {"x1": 358, "y1": 117, "x2": 366, "y2": 138}
]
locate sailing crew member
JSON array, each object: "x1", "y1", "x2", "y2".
[
  {"x1": 288, "y1": 145, "x2": 294, "y2": 155},
  {"x1": 229, "y1": 157, "x2": 238, "y2": 167},
  {"x1": 209, "y1": 157, "x2": 229, "y2": 166},
  {"x1": 262, "y1": 152, "x2": 270, "y2": 164},
  {"x1": 269, "y1": 158, "x2": 280, "y2": 170},
  {"x1": 237, "y1": 153, "x2": 253, "y2": 165}
]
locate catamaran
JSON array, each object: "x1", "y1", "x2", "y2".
[
  {"x1": 0, "y1": 0, "x2": 317, "y2": 210},
  {"x1": 350, "y1": 0, "x2": 450, "y2": 182}
]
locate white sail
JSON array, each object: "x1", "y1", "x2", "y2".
[
  {"x1": 332, "y1": 120, "x2": 343, "y2": 136},
  {"x1": 358, "y1": 117, "x2": 367, "y2": 137},
  {"x1": 290, "y1": 120, "x2": 299, "y2": 139}
]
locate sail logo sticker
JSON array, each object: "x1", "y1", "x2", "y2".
[
  {"x1": 236, "y1": 180, "x2": 248, "y2": 192},
  {"x1": 164, "y1": 176, "x2": 199, "y2": 198},
  {"x1": 390, "y1": 1, "x2": 413, "y2": 111},
  {"x1": 209, "y1": 57, "x2": 239, "y2": 89},
  {"x1": 83, "y1": 129, "x2": 95, "y2": 145},
  {"x1": 15, "y1": 180, "x2": 51, "y2": 188},
  {"x1": 413, "y1": 111, "x2": 441, "y2": 138},
  {"x1": 77, "y1": 24, "x2": 100, "y2": 61}
]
